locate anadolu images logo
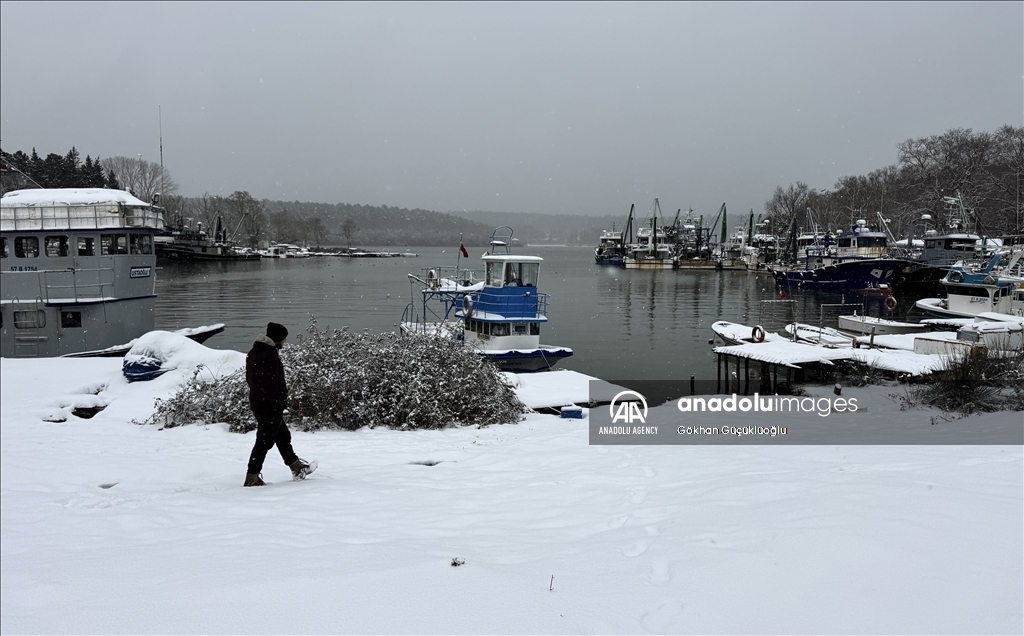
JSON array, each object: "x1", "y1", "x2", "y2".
[{"x1": 609, "y1": 391, "x2": 648, "y2": 424}]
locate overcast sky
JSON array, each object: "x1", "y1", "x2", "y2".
[{"x1": 1, "y1": 2, "x2": 1021, "y2": 217}]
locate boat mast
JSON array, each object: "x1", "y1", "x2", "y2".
[{"x1": 159, "y1": 105, "x2": 164, "y2": 200}]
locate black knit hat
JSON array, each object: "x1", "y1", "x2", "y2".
[{"x1": 267, "y1": 322, "x2": 288, "y2": 343}]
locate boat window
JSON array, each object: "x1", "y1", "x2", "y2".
[
  {"x1": 947, "y1": 286, "x2": 990, "y2": 298},
  {"x1": 130, "y1": 233, "x2": 153, "y2": 255},
  {"x1": 837, "y1": 238, "x2": 852, "y2": 248},
  {"x1": 924, "y1": 240, "x2": 937, "y2": 249},
  {"x1": 519, "y1": 263, "x2": 539, "y2": 286},
  {"x1": 100, "y1": 234, "x2": 129, "y2": 255},
  {"x1": 1, "y1": 237, "x2": 7, "y2": 258},
  {"x1": 530, "y1": 322, "x2": 540, "y2": 336},
  {"x1": 513, "y1": 323, "x2": 528, "y2": 335},
  {"x1": 492, "y1": 323, "x2": 510, "y2": 336},
  {"x1": 857, "y1": 236, "x2": 886, "y2": 248},
  {"x1": 15, "y1": 236, "x2": 39, "y2": 258},
  {"x1": 61, "y1": 311, "x2": 82, "y2": 328},
  {"x1": 14, "y1": 309, "x2": 46, "y2": 329},
  {"x1": 45, "y1": 236, "x2": 70, "y2": 258},
  {"x1": 77, "y1": 236, "x2": 95, "y2": 256},
  {"x1": 486, "y1": 261, "x2": 503, "y2": 287}
]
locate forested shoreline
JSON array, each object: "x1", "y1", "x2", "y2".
[{"x1": 3, "y1": 125, "x2": 1020, "y2": 248}]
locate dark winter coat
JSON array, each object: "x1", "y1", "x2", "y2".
[{"x1": 246, "y1": 335, "x2": 288, "y2": 414}]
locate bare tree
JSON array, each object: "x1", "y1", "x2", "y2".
[
  {"x1": 763, "y1": 182, "x2": 810, "y2": 234},
  {"x1": 308, "y1": 217, "x2": 328, "y2": 247},
  {"x1": 100, "y1": 156, "x2": 179, "y2": 202},
  {"x1": 224, "y1": 191, "x2": 266, "y2": 248},
  {"x1": 340, "y1": 218, "x2": 358, "y2": 249}
]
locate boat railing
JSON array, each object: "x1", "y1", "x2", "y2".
[
  {"x1": 472, "y1": 289, "x2": 548, "y2": 318},
  {"x1": 1, "y1": 267, "x2": 116, "y2": 304},
  {"x1": 0, "y1": 204, "x2": 164, "y2": 231}
]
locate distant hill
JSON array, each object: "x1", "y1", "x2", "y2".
[
  {"x1": 262, "y1": 200, "x2": 496, "y2": 247},
  {"x1": 262, "y1": 199, "x2": 628, "y2": 247}
]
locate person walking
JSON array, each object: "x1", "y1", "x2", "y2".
[{"x1": 244, "y1": 322, "x2": 315, "y2": 486}]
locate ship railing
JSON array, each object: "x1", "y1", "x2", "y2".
[
  {"x1": 1, "y1": 267, "x2": 115, "y2": 304},
  {"x1": 472, "y1": 290, "x2": 549, "y2": 319},
  {"x1": 0, "y1": 204, "x2": 164, "y2": 231}
]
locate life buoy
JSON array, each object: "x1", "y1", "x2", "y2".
[
  {"x1": 751, "y1": 325, "x2": 766, "y2": 343},
  {"x1": 427, "y1": 269, "x2": 439, "y2": 289},
  {"x1": 461, "y1": 295, "x2": 474, "y2": 318},
  {"x1": 949, "y1": 270, "x2": 964, "y2": 283},
  {"x1": 885, "y1": 296, "x2": 898, "y2": 312}
]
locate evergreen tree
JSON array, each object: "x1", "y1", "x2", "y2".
[{"x1": 106, "y1": 168, "x2": 121, "y2": 190}]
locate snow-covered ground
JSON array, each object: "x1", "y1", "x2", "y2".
[{"x1": 1, "y1": 345, "x2": 1022, "y2": 634}]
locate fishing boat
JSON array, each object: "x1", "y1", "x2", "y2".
[
  {"x1": 772, "y1": 220, "x2": 914, "y2": 291},
  {"x1": 914, "y1": 250, "x2": 1024, "y2": 319},
  {"x1": 402, "y1": 227, "x2": 573, "y2": 372},
  {"x1": 1, "y1": 188, "x2": 164, "y2": 357},
  {"x1": 155, "y1": 215, "x2": 260, "y2": 261}
]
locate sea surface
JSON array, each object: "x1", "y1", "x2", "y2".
[{"x1": 154, "y1": 246, "x2": 932, "y2": 382}]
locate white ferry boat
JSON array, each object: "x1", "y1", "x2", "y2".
[{"x1": 1, "y1": 188, "x2": 164, "y2": 357}]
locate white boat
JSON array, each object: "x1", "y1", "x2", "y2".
[
  {"x1": 915, "y1": 251, "x2": 1024, "y2": 319},
  {"x1": 1, "y1": 188, "x2": 164, "y2": 357},
  {"x1": 836, "y1": 313, "x2": 929, "y2": 336},
  {"x1": 711, "y1": 321, "x2": 783, "y2": 345},
  {"x1": 401, "y1": 227, "x2": 573, "y2": 372},
  {"x1": 784, "y1": 323, "x2": 855, "y2": 348}
]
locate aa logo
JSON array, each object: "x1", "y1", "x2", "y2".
[{"x1": 609, "y1": 390, "x2": 648, "y2": 424}]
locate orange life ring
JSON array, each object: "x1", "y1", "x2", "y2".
[
  {"x1": 885, "y1": 296, "x2": 898, "y2": 311},
  {"x1": 751, "y1": 325, "x2": 766, "y2": 343}
]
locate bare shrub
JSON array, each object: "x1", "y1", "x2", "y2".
[
  {"x1": 913, "y1": 346, "x2": 1024, "y2": 415},
  {"x1": 139, "y1": 316, "x2": 527, "y2": 431}
]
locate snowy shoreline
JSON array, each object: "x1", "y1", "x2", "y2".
[{"x1": 1, "y1": 351, "x2": 1022, "y2": 634}]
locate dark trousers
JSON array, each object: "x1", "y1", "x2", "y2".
[{"x1": 247, "y1": 409, "x2": 298, "y2": 475}]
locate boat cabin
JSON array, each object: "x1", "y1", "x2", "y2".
[
  {"x1": 834, "y1": 220, "x2": 888, "y2": 259},
  {"x1": 460, "y1": 254, "x2": 549, "y2": 350}
]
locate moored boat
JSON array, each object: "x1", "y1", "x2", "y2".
[
  {"x1": 402, "y1": 227, "x2": 573, "y2": 372},
  {"x1": 914, "y1": 251, "x2": 1024, "y2": 319},
  {"x1": 1, "y1": 188, "x2": 164, "y2": 357},
  {"x1": 155, "y1": 216, "x2": 260, "y2": 261},
  {"x1": 836, "y1": 313, "x2": 929, "y2": 336}
]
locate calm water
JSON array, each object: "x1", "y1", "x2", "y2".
[{"x1": 154, "y1": 247, "x2": 929, "y2": 381}]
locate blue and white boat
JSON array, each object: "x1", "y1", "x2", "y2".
[
  {"x1": 915, "y1": 250, "x2": 1024, "y2": 319},
  {"x1": 401, "y1": 227, "x2": 573, "y2": 372}
]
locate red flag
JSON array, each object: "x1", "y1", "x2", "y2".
[{"x1": 459, "y1": 243, "x2": 469, "y2": 258}]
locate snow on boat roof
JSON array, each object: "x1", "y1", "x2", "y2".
[
  {"x1": 1, "y1": 188, "x2": 152, "y2": 208},
  {"x1": 481, "y1": 254, "x2": 544, "y2": 262}
]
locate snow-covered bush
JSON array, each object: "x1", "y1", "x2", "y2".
[
  {"x1": 913, "y1": 347, "x2": 1024, "y2": 414},
  {"x1": 141, "y1": 316, "x2": 527, "y2": 431}
]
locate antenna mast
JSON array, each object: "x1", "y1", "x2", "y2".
[{"x1": 159, "y1": 105, "x2": 164, "y2": 199}]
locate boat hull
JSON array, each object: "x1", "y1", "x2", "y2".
[
  {"x1": 836, "y1": 315, "x2": 928, "y2": 336},
  {"x1": 772, "y1": 259, "x2": 914, "y2": 291},
  {"x1": 481, "y1": 346, "x2": 574, "y2": 372}
]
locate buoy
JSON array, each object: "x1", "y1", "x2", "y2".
[
  {"x1": 751, "y1": 325, "x2": 766, "y2": 343},
  {"x1": 885, "y1": 296, "x2": 898, "y2": 312},
  {"x1": 462, "y1": 295, "x2": 474, "y2": 318}
]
